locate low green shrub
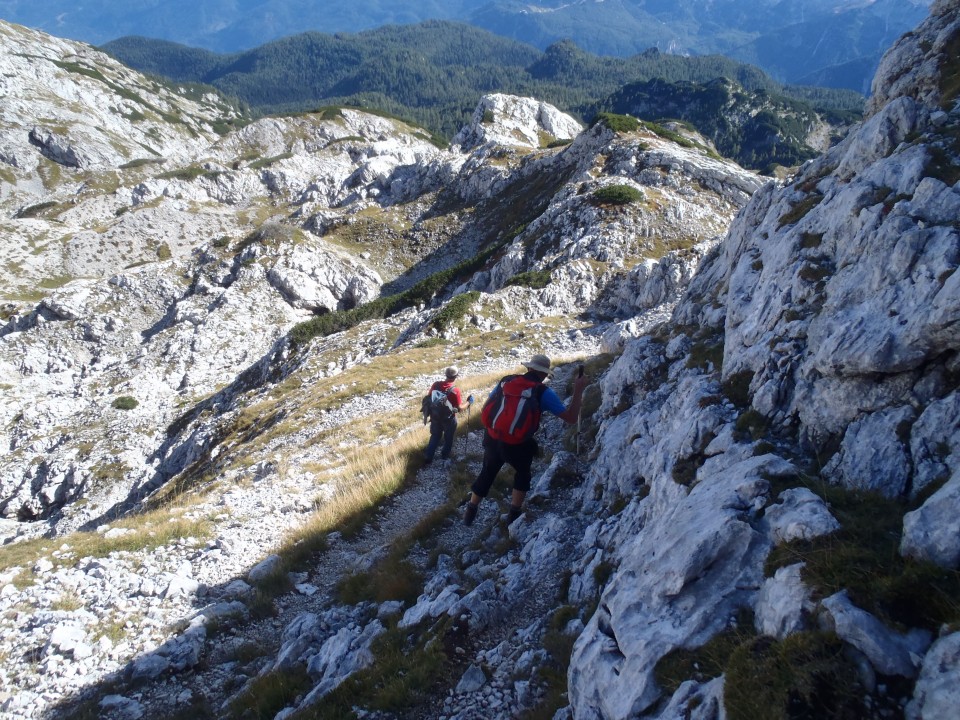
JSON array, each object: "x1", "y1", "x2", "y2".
[
  {"x1": 431, "y1": 291, "x2": 479, "y2": 331},
  {"x1": 119, "y1": 158, "x2": 163, "y2": 170},
  {"x1": 15, "y1": 201, "x2": 58, "y2": 219},
  {"x1": 505, "y1": 269, "x2": 552, "y2": 289},
  {"x1": 112, "y1": 396, "x2": 138, "y2": 410},
  {"x1": 593, "y1": 112, "x2": 640, "y2": 133},
  {"x1": 157, "y1": 165, "x2": 206, "y2": 182},
  {"x1": 290, "y1": 240, "x2": 506, "y2": 348},
  {"x1": 642, "y1": 121, "x2": 696, "y2": 149},
  {"x1": 248, "y1": 152, "x2": 293, "y2": 170},
  {"x1": 591, "y1": 185, "x2": 644, "y2": 206}
]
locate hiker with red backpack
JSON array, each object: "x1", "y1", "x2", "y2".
[
  {"x1": 423, "y1": 366, "x2": 465, "y2": 465},
  {"x1": 464, "y1": 354, "x2": 587, "y2": 526}
]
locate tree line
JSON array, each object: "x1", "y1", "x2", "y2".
[{"x1": 102, "y1": 21, "x2": 866, "y2": 171}]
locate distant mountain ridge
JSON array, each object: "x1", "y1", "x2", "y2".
[
  {"x1": 0, "y1": 0, "x2": 931, "y2": 92},
  {"x1": 101, "y1": 23, "x2": 865, "y2": 173}
]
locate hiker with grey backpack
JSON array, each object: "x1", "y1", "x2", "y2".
[
  {"x1": 422, "y1": 366, "x2": 466, "y2": 465},
  {"x1": 463, "y1": 354, "x2": 588, "y2": 526}
]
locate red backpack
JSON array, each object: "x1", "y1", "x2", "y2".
[{"x1": 481, "y1": 375, "x2": 546, "y2": 444}]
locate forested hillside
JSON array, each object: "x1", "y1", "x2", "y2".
[
  {"x1": 595, "y1": 77, "x2": 862, "y2": 173},
  {"x1": 102, "y1": 23, "x2": 865, "y2": 172}
]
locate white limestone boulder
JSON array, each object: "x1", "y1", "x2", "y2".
[
  {"x1": 755, "y1": 564, "x2": 815, "y2": 639},
  {"x1": 906, "y1": 631, "x2": 960, "y2": 720},
  {"x1": 820, "y1": 591, "x2": 931, "y2": 677},
  {"x1": 452, "y1": 94, "x2": 583, "y2": 151},
  {"x1": 763, "y1": 487, "x2": 840, "y2": 544},
  {"x1": 568, "y1": 455, "x2": 792, "y2": 719},
  {"x1": 823, "y1": 406, "x2": 915, "y2": 498},
  {"x1": 300, "y1": 619, "x2": 386, "y2": 707},
  {"x1": 901, "y1": 468, "x2": 960, "y2": 568}
]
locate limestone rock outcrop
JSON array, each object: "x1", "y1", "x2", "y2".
[{"x1": 567, "y1": 0, "x2": 960, "y2": 716}]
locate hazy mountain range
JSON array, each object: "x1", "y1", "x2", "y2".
[
  {"x1": 99, "y1": 23, "x2": 865, "y2": 173},
  {"x1": 1, "y1": 0, "x2": 932, "y2": 91}
]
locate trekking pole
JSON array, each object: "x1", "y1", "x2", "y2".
[
  {"x1": 465, "y1": 395, "x2": 474, "y2": 457},
  {"x1": 576, "y1": 365, "x2": 584, "y2": 466}
]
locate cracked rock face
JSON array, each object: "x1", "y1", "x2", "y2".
[{"x1": 566, "y1": 1, "x2": 960, "y2": 718}]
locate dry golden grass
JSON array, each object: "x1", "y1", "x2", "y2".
[
  {"x1": 0, "y1": 507, "x2": 212, "y2": 577},
  {"x1": 281, "y1": 428, "x2": 424, "y2": 552},
  {"x1": 274, "y1": 358, "x2": 589, "y2": 563}
]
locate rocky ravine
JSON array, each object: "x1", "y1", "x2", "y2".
[{"x1": 0, "y1": 2, "x2": 958, "y2": 718}]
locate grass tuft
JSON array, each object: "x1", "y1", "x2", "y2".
[
  {"x1": 765, "y1": 478, "x2": 960, "y2": 632},
  {"x1": 505, "y1": 269, "x2": 552, "y2": 290},
  {"x1": 0, "y1": 508, "x2": 212, "y2": 576},
  {"x1": 227, "y1": 666, "x2": 312, "y2": 720},
  {"x1": 778, "y1": 194, "x2": 824, "y2": 228},
  {"x1": 655, "y1": 609, "x2": 756, "y2": 696},
  {"x1": 724, "y1": 632, "x2": 866, "y2": 720},
  {"x1": 592, "y1": 112, "x2": 640, "y2": 133}
]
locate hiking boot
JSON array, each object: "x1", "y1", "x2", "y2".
[
  {"x1": 507, "y1": 505, "x2": 523, "y2": 525},
  {"x1": 463, "y1": 503, "x2": 478, "y2": 526}
]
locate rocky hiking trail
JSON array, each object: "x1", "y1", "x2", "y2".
[{"x1": 48, "y1": 359, "x2": 597, "y2": 720}]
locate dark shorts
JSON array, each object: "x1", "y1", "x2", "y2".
[{"x1": 471, "y1": 432, "x2": 537, "y2": 497}]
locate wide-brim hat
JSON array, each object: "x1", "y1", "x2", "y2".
[{"x1": 521, "y1": 354, "x2": 552, "y2": 376}]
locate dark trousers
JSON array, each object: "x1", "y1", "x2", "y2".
[
  {"x1": 471, "y1": 432, "x2": 536, "y2": 497},
  {"x1": 425, "y1": 416, "x2": 457, "y2": 461}
]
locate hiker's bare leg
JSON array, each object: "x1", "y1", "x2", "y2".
[
  {"x1": 511, "y1": 489, "x2": 526, "y2": 509},
  {"x1": 469, "y1": 492, "x2": 482, "y2": 506}
]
